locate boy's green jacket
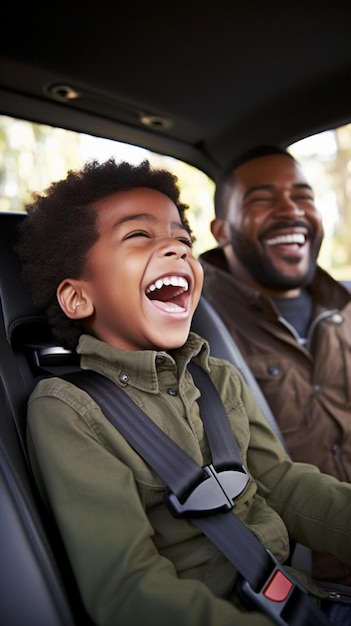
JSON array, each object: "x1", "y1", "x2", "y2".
[{"x1": 27, "y1": 332, "x2": 351, "y2": 626}]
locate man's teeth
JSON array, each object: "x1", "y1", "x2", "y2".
[
  {"x1": 146, "y1": 275, "x2": 189, "y2": 294},
  {"x1": 265, "y1": 233, "x2": 306, "y2": 246}
]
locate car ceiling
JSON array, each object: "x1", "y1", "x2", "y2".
[{"x1": 1, "y1": 1, "x2": 351, "y2": 179}]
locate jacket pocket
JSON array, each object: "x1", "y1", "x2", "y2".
[{"x1": 246, "y1": 354, "x2": 308, "y2": 436}]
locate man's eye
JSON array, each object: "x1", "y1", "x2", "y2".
[
  {"x1": 294, "y1": 195, "x2": 315, "y2": 203},
  {"x1": 247, "y1": 196, "x2": 272, "y2": 204}
]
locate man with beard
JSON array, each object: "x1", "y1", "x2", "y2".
[{"x1": 199, "y1": 145, "x2": 351, "y2": 587}]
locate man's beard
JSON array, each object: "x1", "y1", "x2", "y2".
[{"x1": 228, "y1": 224, "x2": 322, "y2": 290}]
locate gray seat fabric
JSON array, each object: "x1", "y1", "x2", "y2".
[
  {"x1": 192, "y1": 296, "x2": 285, "y2": 445},
  {"x1": 0, "y1": 212, "x2": 92, "y2": 625},
  {"x1": 0, "y1": 385, "x2": 77, "y2": 626}
]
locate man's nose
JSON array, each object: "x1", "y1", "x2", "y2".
[{"x1": 274, "y1": 195, "x2": 305, "y2": 217}]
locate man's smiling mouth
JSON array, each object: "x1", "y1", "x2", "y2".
[
  {"x1": 261, "y1": 220, "x2": 313, "y2": 249},
  {"x1": 145, "y1": 275, "x2": 190, "y2": 312},
  {"x1": 265, "y1": 233, "x2": 306, "y2": 246}
]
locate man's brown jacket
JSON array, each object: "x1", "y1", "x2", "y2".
[{"x1": 201, "y1": 247, "x2": 351, "y2": 584}]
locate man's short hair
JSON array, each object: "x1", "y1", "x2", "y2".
[{"x1": 214, "y1": 145, "x2": 296, "y2": 218}]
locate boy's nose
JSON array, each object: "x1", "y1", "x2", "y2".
[{"x1": 162, "y1": 239, "x2": 189, "y2": 259}]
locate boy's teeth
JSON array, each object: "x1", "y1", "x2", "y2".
[{"x1": 146, "y1": 276, "x2": 189, "y2": 293}]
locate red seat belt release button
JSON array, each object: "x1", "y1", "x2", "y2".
[{"x1": 263, "y1": 571, "x2": 293, "y2": 602}]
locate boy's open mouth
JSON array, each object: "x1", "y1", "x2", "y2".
[{"x1": 145, "y1": 275, "x2": 189, "y2": 311}]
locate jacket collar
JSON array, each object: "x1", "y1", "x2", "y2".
[
  {"x1": 77, "y1": 332, "x2": 210, "y2": 393},
  {"x1": 200, "y1": 247, "x2": 351, "y2": 312}
]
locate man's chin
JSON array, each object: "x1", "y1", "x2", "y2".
[
  {"x1": 248, "y1": 259, "x2": 314, "y2": 288},
  {"x1": 256, "y1": 270, "x2": 315, "y2": 291}
]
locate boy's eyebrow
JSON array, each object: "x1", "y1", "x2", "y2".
[
  {"x1": 115, "y1": 212, "x2": 188, "y2": 232},
  {"x1": 243, "y1": 182, "x2": 313, "y2": 199}
]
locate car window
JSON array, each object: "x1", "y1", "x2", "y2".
[
  {"x1": 0, "y1": 113, "x2": 216, "y2": 258},
  {"x1": 1, "y1": 112, "x2": 351, "y2": 281},
  {"x1": 289, "y1": 124, "x2": 351, "y2": 282}
]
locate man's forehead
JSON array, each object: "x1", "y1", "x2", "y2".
[{"x1": 234, "y1": 154, "x2": 307, "y2": 185}]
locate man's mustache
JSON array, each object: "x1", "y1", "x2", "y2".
[{"x1": 259, "y1": 220, "x2": 315, "y2": 240}]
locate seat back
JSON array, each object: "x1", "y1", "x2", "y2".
[
  {"x1": 192, "y1": 297, "x2": 285, "y2": 443},
  {"x1": 0, "y1": 384, "x2": 77, "y2": 626},
  {"x1": 0, "y1": 212, "x2": 92, "y2": 625}
]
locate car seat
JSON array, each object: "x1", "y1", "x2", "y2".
[
  {"x1": 192, "y1": 297, "x2": 285, "y2": 443},
  {"x1": 0, "y1": 212, "x2": 92, "y2": 625},
  {"x1": 0, "y1": 211, "x2": 307, "y2": 625}
]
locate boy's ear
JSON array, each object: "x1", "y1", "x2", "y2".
[
  {"x1": 56, "y1": 279, "x2": 94, "y2": 319},
  {"x1": 210, "y1": 218, "x2": 231, "y2": 245}
]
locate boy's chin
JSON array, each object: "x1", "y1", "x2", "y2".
[{"x1": 157, "y1": 332, "x2": 190, "y2": 352}]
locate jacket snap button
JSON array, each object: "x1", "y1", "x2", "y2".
[
  {"x1": 268, "y1": 366, "x2": 280, "y2": 376},
  {"x1": 167, "y1": 387, "x2": 178, "y2": 396},
  {"x1": 119, "y1": 373, "x2": 129, "y2": 383},
  {"x1": 328, "y1": 591, "x2": 342, "y2": 600},
  {"x1": 331, "y1": 313, "x2": 343, "y2": 324},
  {"x1": 313, "y1": 384, "x2": 322, "y2": 395},
  {"x1": 331, "y1": 444, "x2": 341, "y2": 456},
  {"x1": 156, "y1": 355, "x2": 166, "y2": 364}
]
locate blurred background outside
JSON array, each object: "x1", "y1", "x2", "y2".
[{"x1": 1, "y1": 113, "x2": 351, "y2": 280}]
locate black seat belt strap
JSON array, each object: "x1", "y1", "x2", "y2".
[
  {"x1": 187, "y1": 361, "x2": 246, "y2": 470},
  {"x1": 63, "y1": 367, "x2": 331, "y2": 626}
]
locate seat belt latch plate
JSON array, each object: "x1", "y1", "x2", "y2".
[{"x1": 166, "y1": 463, "x2": 249, "y2": 518}]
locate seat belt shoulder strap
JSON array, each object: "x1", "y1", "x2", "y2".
[{"x1": 61, "y1": 367, "x2": 331, "y2": 626}]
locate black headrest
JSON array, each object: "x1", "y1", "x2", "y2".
[{"x1": 0, "y1": 212, "x2": 53, "y2": 348}]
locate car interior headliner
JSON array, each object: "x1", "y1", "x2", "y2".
[{"x1": 1, "y1": 1, "x2": 351, "y2": 178}]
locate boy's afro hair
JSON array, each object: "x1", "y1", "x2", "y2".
[{"x1": 16, "y1": 158, "x2": 193, "y2": 350}]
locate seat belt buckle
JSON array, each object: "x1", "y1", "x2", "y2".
[
  {"x1": 236, "y1": 550, "x2": 309, "y2": 626},
  {"x1": 166, "y1": 463, "x2": 249, "y2": 518}
]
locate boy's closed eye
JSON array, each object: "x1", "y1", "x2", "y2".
[
  {"x1": 123, "y1": 230, "x2": 151, "y2": 240},
  {"x1": 123, "y1": 230, "x2": 193, "y2": 248},
  {"x1": 178, "y1": 237, "x2": 193, "y2": 248}
]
